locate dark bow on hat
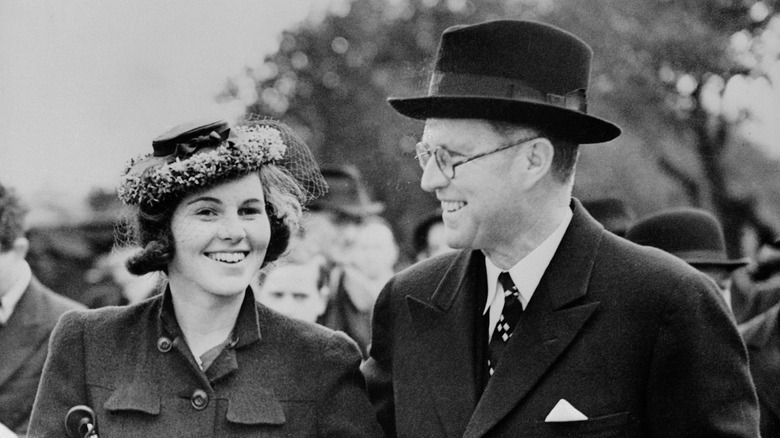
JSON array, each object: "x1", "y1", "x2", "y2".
[{"x1": 152, "y1": 120, "x2": 231, "y2": 159}]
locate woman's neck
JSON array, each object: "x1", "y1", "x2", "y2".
[{"x1": 170, "y1": 286, "x2": 245, "y2": 362}]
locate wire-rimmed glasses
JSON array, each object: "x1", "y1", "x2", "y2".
[{"x1": 414, "y1": 136, "x2": 541, "y2": 179}]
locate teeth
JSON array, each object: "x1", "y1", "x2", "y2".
[
  {"x1": 441, "y1": 201, "x2": 466, "y2": 212},
  {"x1": 208, "y1": 252, "x2": 247, "y2": 263}
]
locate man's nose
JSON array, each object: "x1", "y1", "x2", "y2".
[{"x1": 420, "y1": 156, "x2": 449, "y2": 193}]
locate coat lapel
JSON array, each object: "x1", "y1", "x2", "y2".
[
  {"x1": 463, "y1": 199, "x2": 604, "y2": 438},
  {"x1": 0, "y1": 280, "x2": 53, "y2": 388},
  {"x1": 407, "y1": 250, "x2": 485, "y2": 438}
]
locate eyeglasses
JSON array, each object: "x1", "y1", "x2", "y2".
[{"x1": 415, "y1": 136, "x2": 540, "y2": 179}]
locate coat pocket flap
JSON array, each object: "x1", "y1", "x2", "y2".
[
  {"x1": 103, "y1": 384, "x2": 161, "y2": 415},
  {"x1": 226, "y1": 387, "x2": 286, "y2": 425}
]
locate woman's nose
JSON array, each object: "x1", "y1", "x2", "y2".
[{"x1": 218, "y1": 216, "x2": 246, "y2": 241}]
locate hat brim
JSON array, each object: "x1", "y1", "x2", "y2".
[
  {"x1": 687, "y1": 258, "x2": 751, "y2": 270},
  {"x1": 389, "y1": 96, "x2": 621, "y2": 144}
]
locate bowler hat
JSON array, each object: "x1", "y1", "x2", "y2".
[
  {"x1": 626, "y1": 208, "x2": 750, "y2": 269},
  {"x1": 309, "y1": 164, "x2": 384, "y2": 219},
  {"x1": 389, "y1": 20, "x2": 621, "y2": 144}
]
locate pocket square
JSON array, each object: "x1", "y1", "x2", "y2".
[{"x1": 544, "y1": 399, "x2": 588, "y2": 422}]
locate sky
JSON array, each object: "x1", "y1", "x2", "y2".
[{"x1": 0, "y1": 0, "x2": 323, "y2": 221}]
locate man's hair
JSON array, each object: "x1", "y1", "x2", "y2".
[
  {"x1": 0, "y1": 182, "x2": 28, "y2": 252},
  {"x1": 487, "y1": 120, "x2": 579, "y2": 183}
]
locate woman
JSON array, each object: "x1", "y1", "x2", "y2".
[{"x1": 28, "y1": 117, "x2": 382, "y2": 437}]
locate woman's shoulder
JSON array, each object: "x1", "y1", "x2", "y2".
[
  {"x1": 57, "y1": 295, "x2": 161, "y2": 333},
  {"x1": 256, "y1": 303, "x2": 361, "y2": 361}
]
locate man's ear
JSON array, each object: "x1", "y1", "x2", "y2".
[
  {"x1": 522, "y1": 138, "x2": 554, "y2": 184},
  {"x1": 12, "y1": 237, "x2": 29, "y2": 259}
]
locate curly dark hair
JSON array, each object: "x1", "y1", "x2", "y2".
[
  {"x1": 124, "y1": 164, "x2": 303, "y2": 275},
  {"x1": 0, "y1": 182, "x2": 29, "y2": 252}
]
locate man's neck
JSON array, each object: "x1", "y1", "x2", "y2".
[{"x1": 483, "y1": 197, "x2": 571, "y2": 270}]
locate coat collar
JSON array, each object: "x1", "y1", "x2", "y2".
[
  {"x1": 407, "y1": 198, "x2": 605, "y2": 438},
  {"x1": 105, "y1": 287, "x2": 284, "y2": 426}
]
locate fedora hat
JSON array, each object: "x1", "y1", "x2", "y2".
[
  {"x1": 389, "y1": 20, "x2": 621, "y2": 144},
  {"x1": 309, "y1": 164, "x2": 384, "y2": 219},
  {"x1": 626, "y1": 208, "x2": 750, "y2": 269}
]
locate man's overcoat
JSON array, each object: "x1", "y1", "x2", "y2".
[
  {"x1": 0, "y1": 276, "x2": 84, "y2": 435},
  {"x1": 362, "y1": 199, "x2": 759, "y2": 437}
]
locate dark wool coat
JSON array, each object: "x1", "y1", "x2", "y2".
[
  {"x1": 362, "y1": 199, "x2": 759, "y2": 438},
  {"x1": 0, "y1": 276, "x2": 84, "y2": 435},
  {"x1": 740, "y1": 302, "x2": 780, "y2": 437},
  {"x1": 28, "y1": 287, "x2": 382, "y2": 437}
]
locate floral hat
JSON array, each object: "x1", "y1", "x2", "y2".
[{"x1": 117, "y1": 116, "x2": 326, "y2": 207}]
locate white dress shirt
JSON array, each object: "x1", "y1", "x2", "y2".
[
  {"x1": 483, "y1": 208, "x2": 573, "y2": 341},
  {"x1": 0, "y1": 261, "x2": 31, "y2": 325}
]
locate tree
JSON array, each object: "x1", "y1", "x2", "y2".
[{"x1": 220, "y1": 0, "x2": 780, "y2": 259}]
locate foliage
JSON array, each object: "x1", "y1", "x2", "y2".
[{"x1": 222, "y1": 0, "x2": 780, "y2": 258}]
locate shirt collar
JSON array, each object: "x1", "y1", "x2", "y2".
[
  {"x1": 0, "y1": 261, "x2": 32, "y2": 323},
  {"x1": 483, "y1": 208, "x2": 573, "y2": 314}
]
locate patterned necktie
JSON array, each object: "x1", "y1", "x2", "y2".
[{"x1": 488, "y1": 272, "x2": 522, "y2": 376}]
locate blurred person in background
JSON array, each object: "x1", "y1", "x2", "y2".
[
  {"x1": 731, "y1": 237, "x2": 780, "y2": 323},
  {"x1": 256, "y1": 256, "x2": 329, "y2": 324},
  {"x1": 321, "y1": 217, "x2": 400, "y2": 358},
  {"x1": 293, "y1": 164, "x2": 386, "y2": 358},
  {"x1": 0, "y1": 182, "x2": 85, "y2": 437},
  {"x1": 81, "y1": 245, "x2": 161, "y2": 308},
  {"x1": 738, "y1": 236, "x2": 780, "y2": 438},
  {"x1": 412, "y1": 210, "x2": 455, "y2": 261},
  {"x1": 626, "y1": 207, "x2": 750, "y2": 314},
  {"x1": 29, "y1": 118, "x2": 381, "y2": 437}
]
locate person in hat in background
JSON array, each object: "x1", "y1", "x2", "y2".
[
  {"x1": 289, "y1": 164, "x2": 390, "y2": 358},
  {"x1": 361, "y1": 20, "x2": 758, "y2": 437},
  {"x1": 29, "y1": 118, "x2": 382, "y2": 437},
  {"x1": 581, "y1": 197, "x2": 635, "y2": 238},
  {"x1": 625, "y1": 207, "x2": 750, "y2": 314},
  {"x1": 0, "y1": 182, "x2": 85, "y2": 438}
]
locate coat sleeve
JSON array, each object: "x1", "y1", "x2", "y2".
[
  {"x1": 645, "y1": 273, "x2": 760, "y2": 437},
  {"x1": 317, "y1": 331, "x2": 383, "y2": 438},
  {"x1": 360, "y1": 280, "x2": 397, "y2": 438},
  {"x1": 27, "y1": 311, "x2": 89, "y2": 438}
]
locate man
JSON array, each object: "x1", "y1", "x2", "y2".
[
  {"x1": 625, "y1": 207, "x2": 750, "y2": 313},
  {"x1": 303, "y1": 164, "x2": 388, "y2": 357},
  {"x1": 0, "y1": 182, "x2": 85, "y2": 436},
  {"x1": 361, "y1": 20, "x2": 759, "y2": 437}
]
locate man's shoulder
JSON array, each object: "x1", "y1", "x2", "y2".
[{"x1": 391, "y1": 250, "x2": 465, "y2": 290}]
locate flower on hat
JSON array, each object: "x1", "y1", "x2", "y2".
[{"x1": 117, "y1": 124, "x2": 288, "y2": 206}]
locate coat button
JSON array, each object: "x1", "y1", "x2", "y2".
[
  {"x1": 191, "y1": 389, "x2": 208, "y2": 410},
  {"x1": 157, "y1": 337, "x2": 172, "y2": 353}
]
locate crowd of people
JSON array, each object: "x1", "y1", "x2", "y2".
[{"x1": 0, "y1": 18, "x2": 779, "y2": 438}]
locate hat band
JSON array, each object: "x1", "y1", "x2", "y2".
[{"x1": 429, "y1": 72, "x2": 588, "y2": 113}]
